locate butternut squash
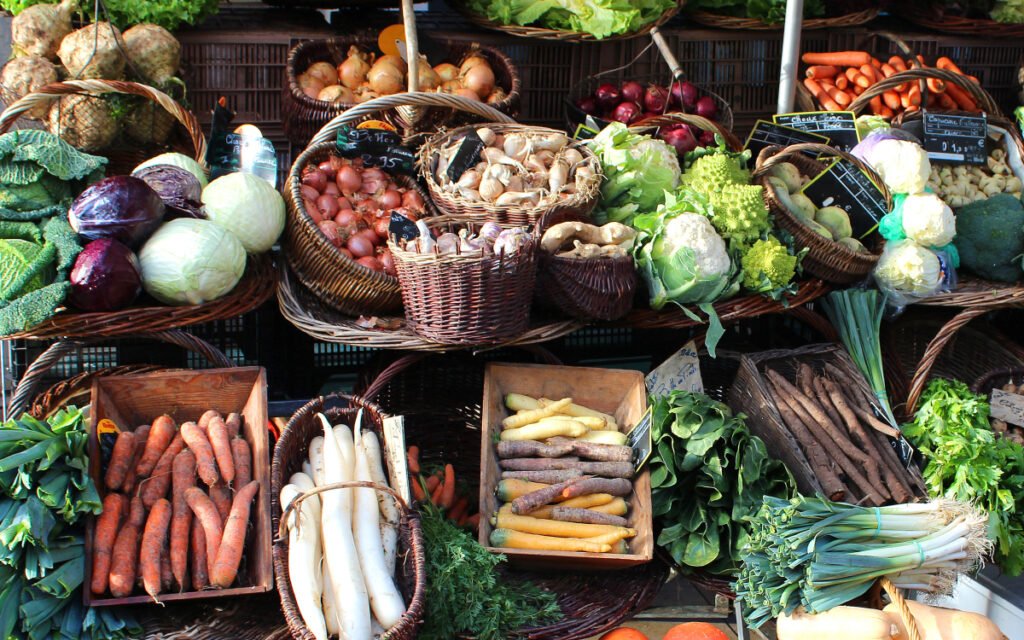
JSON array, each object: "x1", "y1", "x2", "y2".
[
  {"x1": 885, "y1": 601, "x2": 1008, "y2": 640},
  {"x1": 778, "y1": 606, "x2": 897, "y2": 640}
]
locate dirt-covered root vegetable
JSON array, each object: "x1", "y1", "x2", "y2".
[
  {"x1": 123, "y1": 24, "x2": 181, "y2": 85},
  {"x1": 58, "y1": 22, "x2": 127, "y2": 80},
  {"x1": 122, "y1": 101, "x2": 176, "y2": 145},
  {"x1": 0, "y1": 56, "x2": 58, "y2": 119},
  {"x1": 47, "y1": 94, "x2": 119, "y2": 152},
  {"x1": 11, "y1": 0, "x2": 76, "y2": 60}
]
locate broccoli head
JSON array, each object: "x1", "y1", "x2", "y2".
[
  {"x1": 707, "y1": 183, "x2": 772, "y2": 247},
  {"x1": 953, "y1": 193, "x2": 1024, "y2": 283},
  {"x1": 741, "y1": 235, "x2": 798, "y2": 293}
]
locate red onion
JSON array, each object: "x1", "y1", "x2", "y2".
[
  {"x1": 402, "y1": 190, "x2": 424, "y2": 211},
  {"x1": 347, "y1": 233, "x2": 374, "y2": 258},
  {"x1": 318, "y1": 220, "x2": 343, "y2": 247},
  {"x1": 661, "y1": 126, "x2": 698, "y2": 155},
  {"x1": 381, "y1": 189, "x2": 402, "y2": 209},
  {"x1": 611, "y1": 101, "x2": 641, "y2": 125},
  {"x1": 355, "y1": 227, "x2": 381, "y2": 247},
  {"x1": 695, "y1": 96, "x2": 718, "y2": 119},
  {"x1": 356, "y1": 256, "x2": 383, "y2": 272},
  {"x1": 316, "y1": 194, "x2": 340, "y2": 219},
  {"x1": 323, "y1": 182, "x2": 340, "y2": 197},
  {"x1": 379, "y1": 249, "x2": 396, "y2": 276},
  {"x1": 300, "y1": 184, "x2": 320, "y2": 202},
  {"x1": 318, "y1": 160, "x2": 337, "y2": 180},
  {"x1": 620, "y1": 81, "x2": 644, "y2": 105},
  {"x1": 337, "y1": 196, "x2": 352, "y2": 210},
  {"x1": 373, "y1": 216, "x2": 390, "y2": 239},
  {"x1": 302, "y1": 169, "x2": 327, "y2": 192},
  {"x1": 334, "y1": 208, "x2": 358, "y2": 229},
  {"x1": 339, "y1": 247, "x2": 354, "y2": 259},
  {"x1": 644, "y1": 84, "x2": 669, "y2": 113},
  {"x1": 595, "y1": 82, "x2": 621, "y2": 112},
  {"x1": 575, "y1": 95, "x2": 598, "y2": 115},
  {"x1": 303, "y1": 198, "x2": 322, "y2": 224},
  {"x1": 671, "y1": 80, "x2": 699, "y2": 109},
  {"x1": 336, "y1": 165, "x2": 361, "y2": 193},
  {"x1": 699, "y1": 130, "x2": 717, "y2": 147}
]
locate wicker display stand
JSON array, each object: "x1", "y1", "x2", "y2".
[
  {"x1": 896, "y1": 3, "x2": 1024, "y2": 39},
  {"x1": 687, "y1": 7, "x2": 879, "y2": 30}
]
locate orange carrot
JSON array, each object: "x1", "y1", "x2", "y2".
[
  {"x1": 224, "y1": 413, "x2": 242, "y2": 439},
  {"x1": 466, "y1": 513, "x2": 480, "y2": 530},
  {"x1": 425, "y1": 474, "x2": 441, "y2": 493},
  {"x1": 870, "y1": 96, "x2": 884, "y2": 115},
  {"x1": 191, "y1": 518, "x2": 209, "y2": 590},
  {"x1": 804, "y1": 78, "x2": 841, "y2": 111},
  {"x1": 198, "y1": 410, "x2": 220, "y2": 431},
  {"x1": 908, "y1": 84, "x2": 922, "y2": 106},
  {"x1": 824, "y1": 84, "x2": 852, "y2": 107},
  {"x1": 136, "y1": 415, "x2": 176, "y2": 478},
  {"x1": 926, "y1": 77, "x2": 946, "y2": 94},
  {"x1": 90, "y1": 493, "x2": 127, "y2": 594},
  {"x1": 801, "y1": 51, "x2": 871, "y2": 67},
  {"x1": 122, "y1": 425, "x2": 150, "y2": 495},
  {"x1": 945, "y1": 82, "x2": 978, "y2": 111},
  {"x1": 185, "y1": 487, "x2": 223, "y2": 576},
  {"x1": 805, "y1": 65, "x2": 838, "y2": 79},
  {"x1": 141, "y1": 499, "x2": 172, "y2": 598},
  {"x1": 859, "y1": 64, "x2": 878, "y2": 83},
  {"x1": 439, "y1": 464, "x2": 456, "y2": 509},
  {"x1": 210, "y1": 481, "x2": 259, "y2": 588},
  {"x1": 429, "y1": 478, "x2": 445, "y2": 504},
  {"x1": 457, "y1": 510, "x2": 470, "y2": 526},
  {"x1": 411, "y1": 476, "x2": 426, "y2": 501},
  {"x1": 210, "y1": 484, "x2": 232, "y2": 523},
  {"x1": 448, "y1": 496, "x2": 469, "y2": 523},
  {"x1": 883, "y1": 90, "x2": 901, "y2": 111},
  {"x1": 171, "y1": 449, "x2": 196, "y2": 589},
  {"x1": 161, "y1": 546, "x2": 172, "y2": 593},
  {"x1": 900, "y1": 90, "x2": 912, "y2": 108},
  {"x1": 407, "y1": 446, "x2": 421, "y2": 474},
  {"x1": 231, "y1": 439, "x2": 251, "y2": 488},
  {"x1": 141, "y1": 433, "x2": 185, "y2": 508},
  {"x1": 207, "y1": 416, "x2": 234, "y2": 485},
  {"x1": 181, "y1": 421, "x2": 219, "y2": 487},
  {"x1": 835, "y1": 75, "x2": 849, "y2": 90},
  {"x1": 879, "y1": 105, "x2": 896, "y2": 118},
  {"x1": 880, "y1": 62, "x2": 897, "y2": 78},
  {"x1": 108, "y1": 496, "x2": 145, "y2": 598},
  {"x1": 852, "y1": 84, "x2": 865, "y2": 96},
  {"x1": 105, "y1": 432, "x2": 136, "y2": 491},
  {"x1": 889, "y1": 56, "x2": 908, "y2": 72},
  {"x1": 939, "y1": 93, "x2": 957, "y2": 110}
]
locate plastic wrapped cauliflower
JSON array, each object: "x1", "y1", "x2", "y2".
[
  {"x1": 852, "y1": 130, "x2": 931, "y2": 195},
  {"x1": 901, "y1": 192, "x2": 956, "y2": 247},
  {"x1": 874, "y1": 239, "x2": 943, "y2": 299}
]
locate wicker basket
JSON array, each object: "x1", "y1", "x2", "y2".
[
  {"x1": 847, "y1": 67, "x2": 1001, "y2": 118},
  {"x1": 629, "y1": 111, "x2": 742, "y2": 151},
  {"x1": 687, "y1": 7, "x2": 879, "y2": 30},
  {"x1": 421, "y1": 123, "x2": 602, "y2": 227},
  {"x1": 283, "y1": 37, "x2": 521, "y2": 146},
  {"x1": 4, "y1": 253, "x2": 274, "y2": 341},
  {"x1": 389, "y1": 217, "x2": 539, "y2": 345},
  {"x1": 355, "y1": 352, "x2": 670, "y2": 640},
  {"x1": 272, "y1": 393, "x2": 425, "y2": 640},
  {"x1": 896, "y1": 3, "x2": 1024, "y2": 39},
  {"x1": 450, "y1": 0, "x2": 683, "y2": 42},
  {"x1": 752, "y1": 142, "x2": 889, "y2": 285},
  {"x1": 0, "y1": 79, "x2": 206, "y2": 176}
]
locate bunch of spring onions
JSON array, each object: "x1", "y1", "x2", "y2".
[
  {"x1": 821, "y1": 288, "x2": 898, "y2": 428},
  {"x1": 735, "y1": 495, "x2": 992, "y2": 628}
]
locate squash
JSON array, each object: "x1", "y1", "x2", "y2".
[
  {"x1": 885, "y1": 601, "x2": 1008, "y2": 640},
  {"x1": 778, "y1": 606, "x2": 897, "y2": 640}
]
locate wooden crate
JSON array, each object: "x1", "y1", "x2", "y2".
[
  {"x1": 84, "y1": 367, "x2": 272, "y2": 606},
  {"x1": 479, "y1": 362, "x2": 653, "y2": 570}
]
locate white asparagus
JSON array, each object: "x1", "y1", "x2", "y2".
[
  {"x1": 281, "y1": 484, "x2": 327, "y2": 640},
  {"x1": 361, "y1": 431, "x2": 399, "y2": 576},
  {"x1": 318, "y1": 413, "x2": 370, "y2": 640},
  {"x1": 308, "y1": 436, "x2": 326, "y2": 486}
]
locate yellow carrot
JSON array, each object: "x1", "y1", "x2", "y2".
[
  {"x1": 576, "y1": 430, "x2": 628, "y2": 446},
  {"x1": 489, "y1": 528, "x2": 611, "y2": 553},
  {"x1": 492, "y1": 512, "x2": 631, "y2": 539},
  {"x1": 539, "y1": 415, "x2": 606, "y2": 430},
  {"x1": 495, "y1": 478, "x2": 548, "y2": 502},
  {"x1": 500, "y1": 419, "x2": 587, "y2": 441},
  {"x1": 502, "y1": 398, "x2": 572, "y2": 429},
  {"x1": 501, "y1": 493, "x2": 615, "y2": 518},
  {"x1": 588, "y1": 498, "x2": 629, "y2": 517},
  {"x1": 505, "y1": 393, "x2": 541, "y2": 412},
  {"x1": 583, "y1": 529, "x2": 637, "y2": 545},
  {"x1": 539, "y1": 398, "x2": 617, "y2": 428}
]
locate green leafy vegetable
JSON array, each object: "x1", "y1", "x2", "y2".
[
  {"x1": 419, "y1": 503, "x2": 561, "y2": 640},
  {"x1": 462, "y1": 0, "x2": 674, "y2": 38},
  {"x1": 903, "y1": 378, "x2": 1024, "y2": 576},
  {"x1": 0, "y1": 131, "x2": 106, "y2": 184},
  {"x1": 650, "y1": 390, "x2": 794, "y2": 576},
  {"x1": 687, "y1": 0, "x2": 825, "y2": 22}
]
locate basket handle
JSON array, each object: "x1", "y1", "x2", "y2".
[
  {"x1": 630, "y1": 112, "x2": 743, "y2": 151},
  {"x1": 4, "y1": 330, "x2": 232, "y2": 419},
  {"x1": 751, "y1": 142, "x2": 893, "y2": 208},
  {"x1": 847, "y1": 67, "x2": 1000, "y2": 118},
  {"x1": 880, "y1": 577, "x2": 922, "y2": 640},
  {"x1": 0, "y1": 79, "x2": 207, "y2": 165},
  {"x1": 309, "y1": 91, "x2": 517, "y2": 147}
]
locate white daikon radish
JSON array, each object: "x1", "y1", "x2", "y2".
[
  {"x1": 290, "y1": 472, "x2": 315, "y2": 493},
  {"x1": 301, "y1": 460, "x2": 313, "y2": 478},
  {"x1": 361, "y1": 430, "x2": 400, "y2": 576},
  {"x1": 308, "y1": 436, "x2": 326, "y2": 486},
  {"x1": 322, "y1": 562, "x2": 341, "y2": 637},
  {"x1": 281, "y1": 484, "x2": 327, "y2": 640},
  {"x1": 318, "y1": 413, "x2": 370, "y2": 640},
  {"x1": 353, "y1": 415, "x2": 406, "y2": 628},
  {"x1": 371, "y1": 617, "x2": 386, "y2": 637}
]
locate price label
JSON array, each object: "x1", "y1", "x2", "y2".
[
  {"x1": 774, "y1": 111, "x2": 859, "y2": 152},
  {"x1": 646, "y1": 340, "x2": 704, "y2": 398},
  {"x1": 335, "y1": 125, "x2": 416, "y2": 175},
  {"x1": 990, "y1": 389, "x2": 1024, "y2": 427},
  {"x1": 744, "y1": 120, "x2": 831, "y2": 160},
  {"x1": 388, "y1": 211, "x2": 419, "y2": 244},
  {"x1": 801, "y1": 159, "x2": 889, "y2": 239},
  {"x1": 922, "y1": 111, "x2": 987, "y2": 165},
  {"x1": 382, "y1": 416, "x2": 411, "y2": 504},
  {"x1": 445, "y1": 130, "x2": 485, "y2": 183},
  {"x1": 626, "y1": 408, "x2": 653, "y2": 474}
]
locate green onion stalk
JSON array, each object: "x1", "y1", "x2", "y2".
[
  {"x1": 734, "y1": 495, "x2": 991, "y2": 628},
  {"x1": 821, "y1": 289, "x2": 898, "y2": 427}
]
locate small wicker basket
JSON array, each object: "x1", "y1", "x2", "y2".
[
  {"x1": 752, "y1": 142, "x2": 890, "y2": 285},
  {"x1": 421, "y1": 123, "x2": 602, "y2": 227},
  {"x1": 847, "y1": 66, "x2": 1001, "y2": 117},
  {"x1": 389, "y1": 217, "x2": 539, "y2": 345},
  {"x1": 272, "y1": 393, "x2": 425, "y2": 640},
  {"x1": 896, "y1": 2, "x2": 1024, "y2": 39},
  {"x1": 687, "y1": 6, "x2": 879, "y2": 30},
  {"x1": 629, "y1": 111, "x2": 743, "y2": 151}
]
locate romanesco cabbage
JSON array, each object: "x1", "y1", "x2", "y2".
[
  {"x1": 681, "y1": 153, "x2": 750, "y2": 191},
  {"x1": 707, "y1": 183, "x2": 772, "y2": 247},
  {"x1": 741, "y1": 236, "x2": 797, "y2": 293}
]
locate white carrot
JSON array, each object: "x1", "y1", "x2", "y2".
[
  {"x1": 318, "y1": 413, "x2": 370, "y2": 640},
  {"x1": 301, "y1": 460, "x2": 313, "y2": 479},
  {"x1": 281, "y1": 484, "x2": 327, "y2": 640},
  {"x1": 353, "y1": 416, "x2": 406, "y2": 628},
  {"x1": 308, "y1": 436, "x2": 326, "y2": 486},
  {"x1": 322, "y1": 562, "x2": 341, "y2": 637},
  {"x1": 361, "y1": 430, "x2": 400, "y2": 576},
  {"x1": 290, "y1": 472, "x2": 315, "y2": 493}
]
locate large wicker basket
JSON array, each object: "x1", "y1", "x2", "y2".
[
  {"x1": 752, "y1": 142, "x2": 889, "y2": 285},
  {"x1": 847, "y1": 67, "x2": 1001, "y2": 117},
  {"x1": 629, "y1": 111, "x2": 743, "y2": 151},
  {"x1": 420, "y1": 123, "x2": 602, "y2": 227},
  {"x1": 687, "y1": 6, "x2": 879, "y2": 30},
  {"x1": 283, "y1": 37, "x2": 521, "y2": 146},
  {"x1": 389, "y1": 217, "x2": 539, "y2": 345},
  {"x1": 896, "y1": 3, "x2": 1024, "y2": 38},
  {"x1": 282, "y1": 92, "x2": 514, "y2": 316},
  {"x1": 0, "y1": 79, "x2": 206, "y2": 177},
  {"x1": 272, "y1": 393, "x2": 426, "y2": 640}
]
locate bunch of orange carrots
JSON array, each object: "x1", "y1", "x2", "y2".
[
  {"x1": 407, "y1": 445, "x2": 480, "y2": 530},
  {"x1": 800, "y1": 51, "x2": 980, "y2": 117}
]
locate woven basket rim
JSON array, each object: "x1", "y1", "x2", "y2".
[
  {"x1": 5, "y1": 253, "x2": 274, "y2": 341},
  {"x1": 897, "y1": 4, "x2": 1024, "y2": 37},
  {"x1": 687, "y1": 7, "x2": 879, "y2": 30},
  {"x1": 847, "y1": 66, "x2": 1001, "y2": 118}
]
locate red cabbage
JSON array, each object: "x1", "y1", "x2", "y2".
[
  {"x1": 68, "y1": 176, "x2": 166, "y2": 248},
  {"x1": 68, "y1": 238, "x2": 142, "y2": 311},
  {"x1": 132, "y1": 164, "x2": 204, "y2": 219}
]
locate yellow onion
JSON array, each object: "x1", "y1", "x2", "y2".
[
  {"x1": 318, "y1": 85, "x2": 355, "y2": 103},
  {"x1": 439, "y1": 80, "x2": 462, "y2": 94},
  {"x1": 355, "y1": 84, "x2": 380, "y2": 103},
  {"x1": 459, "y1": 55, "x2": 489, "y2": 75},
  {"x1": 297, "y1": 72, "x2": 324, "y2": 99},
  {"x1": 416, "y1": 56, "x2": 440, "y2": 91},
  {"x1": 306, "y1": 61, "x2": 338, "y2": 86},
  {"x1": 338, "y1": 46, "x2": 371, "y2": 89},
  {"x1": 487, "y1": 87, "x2": 508, "y2": 105},
  {"x1": 368, "y1": 60, "x2": 404, "y2": 95},
  {"x1": 434, "y1": 63, "x2": 459, "y2": 83},
  {"x1": 377, "y1": 54, "x2": 407, "y2": 74},
  {"x1": 453, "y1": 88, "x2": 480, "y2": 101},
  {"x1": 461, "y1": 64, "x2": 495, "y2": 99}
]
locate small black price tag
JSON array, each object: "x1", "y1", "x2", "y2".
[
  {"x1": 744, "y1": 120, "x2": 831, "y2": 160},
  {"x1": 627, "y1": 408, "x2": 653, "y2": 474},
  {"x1": 801, "y1": 159, "x2": 889, "y2": 239},
  {"x1": 335, "y1": 125, "x2": 416, "y2": 175},
  {"x1": 922, "y1": 110, "x2": 987, "y2": 165},
  {"x1": 446, "y1": 130, "x2": 485, "y2": 183},
  {"x1": 774, "y1": 111, "x2": 859, "y2": 152},
  {"x1": 388, "y1": 211, "x2": 420, "y2": 243}
]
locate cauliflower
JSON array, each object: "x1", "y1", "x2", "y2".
[
  {"x1": 741, "y1": 236, "x2": 798, "y2": 292},
  {"x1": 707, "y1": 183, "x2": 772, "y2": 247},
  {"x1": 657, "y1": 212, "x2": 732, "y2": 277},
  {"x1": 853, "y1": 132, "x2": 931, "y2": 195},
  {"x1": 901, "y1": 192, "x2": 956, "y2": 247},
  {"x1": 874, "y1": 240, "x2": 942, "y2": 297}
]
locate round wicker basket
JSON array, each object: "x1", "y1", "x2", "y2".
[
  {"x1": 272, "y1": 392, "x2": 426, "y2": 640},
  {"x1": 421, "y1": 123, "x2": 602, "y2": 227},
  {"x1": 450, "y1": 0, "x2": 684, "y2": 42},
  {"x1": 752, "y1": 143, "x2": 890, "y2": 285},
  {"x1": 896, "y1": 3, "x2": 1024, "y2": 38},
  {"x1": 283, "y1": 37, "x2": 521, "y2": 145},
  {"x1": 687, "y1": 7, "x2": 879, "y2": 30},
  {"x1": 629, "y1": 111, "x2": 743, "y2": 151},
  {"x1": 847, "y1": 66, "x2": 1001, "y2": 118},
  {"x1": 0, "y1": 79, "x2": 206, "y2": 176}
]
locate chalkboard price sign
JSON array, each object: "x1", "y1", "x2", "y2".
[
  {"x1": 922, "y1": 111, "x2": 987, "y2": 165},
  {"x1": 774, "y1": 111, "x2": 859, "y2": 152},
  {"x1": 627, "y1": 408, "x2": 653, "y2": 473},
  {"x1": 388, "y1": 211, "x2": 420, "y2": 243},
  {"x1": 335, "y1": 125, "x2": 416, "y2": 175},
  {"x1": 446, "y1": 130, "x2": 486, "y2": 182},
  {"x1": 744, "y1": 120, "x2": 831, "y2": 160},
  {"x1": 801, "y1": 159, "x2": 889, "y2": 239}
]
